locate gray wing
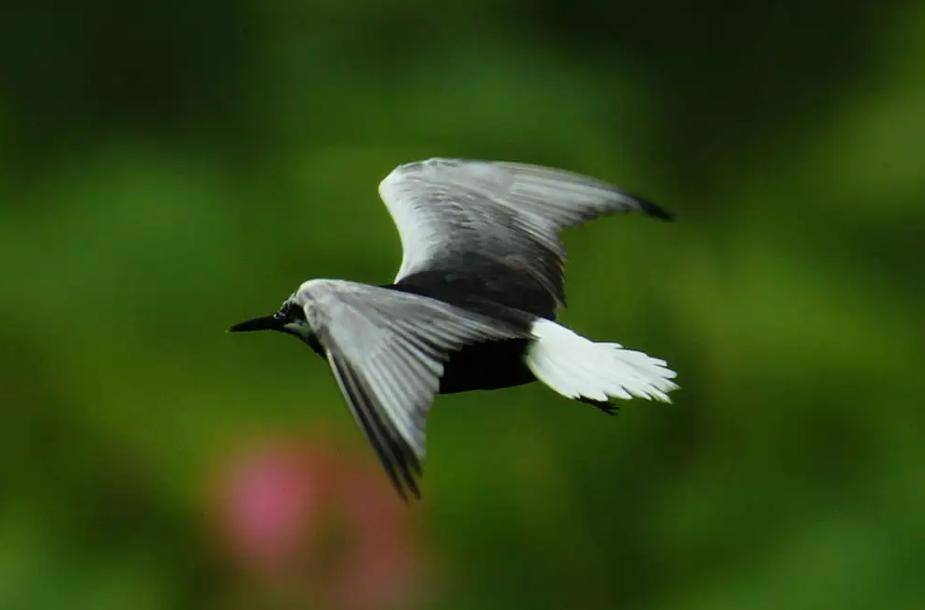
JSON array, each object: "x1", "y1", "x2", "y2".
[
  {"x1": 379, "y1": 158, "x2": 671, "y2": 309},
  {"x1": 296, "y1": 279, "x2": 528, "y2": 498}
]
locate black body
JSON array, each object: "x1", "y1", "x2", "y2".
[
  {"x1": 437, "y1": 338, "x2": 535, "y2": 394},
  {"x1": 385, "y1": 269, "x2": 549, "y2": 395}
]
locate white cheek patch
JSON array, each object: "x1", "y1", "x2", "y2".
[{"x1": 283, "y1": 320, "x2": 313, "y2": 340}]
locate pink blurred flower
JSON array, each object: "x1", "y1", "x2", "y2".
[{"x1": 209, "y1": 435, "x2": 420, "y2": 610}]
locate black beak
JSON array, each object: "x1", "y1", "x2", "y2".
[{"x1": 228, "y1": 314, "x2": 283, "y2": 333}]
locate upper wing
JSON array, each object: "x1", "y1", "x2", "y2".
[
  {"x1": 296, "y1": 279, "x2": 529, "y2": 498},
  {"x1": 379, "y1": 158, "x2": 671, "y2": 311}
]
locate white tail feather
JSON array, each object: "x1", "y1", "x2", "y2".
[{"x1": 525, "y1": 319, "x2": 678, "y2": 404}]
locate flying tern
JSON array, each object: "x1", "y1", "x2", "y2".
[{"x1": 230, "y1": 158, "x2": 678, "y2": 498}]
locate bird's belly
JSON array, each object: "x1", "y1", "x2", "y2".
[{"x1": 438, "y1": 339, "x2": 535, "y2": 394}]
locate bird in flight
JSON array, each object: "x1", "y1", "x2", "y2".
[{"x1": 230, "y1": 158, "x2": 678, "y2": 498}]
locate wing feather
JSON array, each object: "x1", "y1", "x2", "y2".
[
  {"x1": 298, "y1": 279, "x2": 529, "y2": 497},
  {"x1": 326, "y1": 352, "x2": 416, "y2": 498},
  {"x1": 379, "y1": 158, "x2": 671, "y2": 312}
]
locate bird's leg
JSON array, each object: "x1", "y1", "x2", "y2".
[{"x1": 578, "y1": 396, "x2": 618, "y2": 415}]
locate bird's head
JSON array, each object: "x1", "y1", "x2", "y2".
[{"x1": 229, "y1": 299, "x2": 312, "y2": 340}]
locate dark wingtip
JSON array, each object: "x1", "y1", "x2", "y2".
[{"x1": 635, "y1": 196, "x2": 675, "y2": 221}]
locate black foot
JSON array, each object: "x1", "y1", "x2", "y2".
[{"x1": 578, "y1": 396, "x2": 618, "y2": 415}]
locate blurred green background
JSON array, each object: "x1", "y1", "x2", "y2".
[{"x1": 2, "y1": 2, "x2": 924, "y2": 609}]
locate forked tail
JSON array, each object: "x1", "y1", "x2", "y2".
[{"x1": 524, "y1": 319, "x2": 678, "y2": 404}]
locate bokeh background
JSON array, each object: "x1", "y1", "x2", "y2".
[{"x1": 2, "y1": 2, "x2": 924, "y2": 609}]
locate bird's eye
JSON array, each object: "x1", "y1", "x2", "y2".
[{"x1": 274, "y1": 302, "x2": 305, "y2": 322}]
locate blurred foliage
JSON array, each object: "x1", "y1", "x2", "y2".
[{"x1": 2, "y1": 1, "x2": 924, "y2": 609}]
